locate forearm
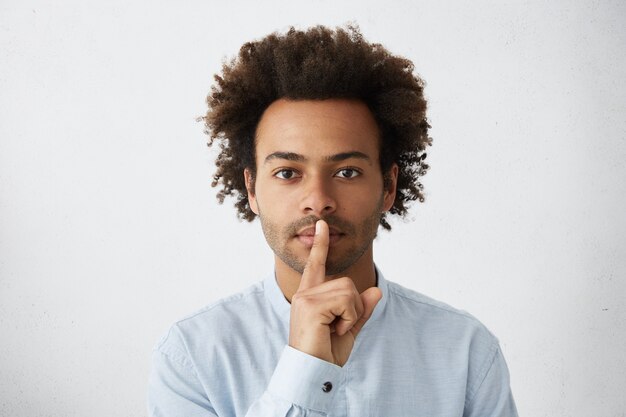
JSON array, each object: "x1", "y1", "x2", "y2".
[{"x1": 148, "y1": 345, "x2": 341, "y2": 417}]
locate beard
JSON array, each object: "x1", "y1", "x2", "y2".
[{"x1": 257, "y1": 195, "x2": 384, "y2": 276}]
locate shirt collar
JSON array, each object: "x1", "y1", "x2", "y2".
[{"x1": 263, "y1": 265, "x2": 389, "y2": 327}]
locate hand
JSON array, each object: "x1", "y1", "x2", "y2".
[{"x1": 288, "y1": 220, "x2": 382, "y2": 366}]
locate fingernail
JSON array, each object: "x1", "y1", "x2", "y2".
[{"x1": 315, "y1": 221, "x2": 321, "y2": 235}]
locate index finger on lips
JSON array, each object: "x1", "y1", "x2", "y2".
[{"x1": 298, "y1": 220, "x2": 329, "y2": 291}]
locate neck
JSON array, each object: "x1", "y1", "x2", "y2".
[{"x1": 275, "y1": 246, "x2": 377, "y2": 302}]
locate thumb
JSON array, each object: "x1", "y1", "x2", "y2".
[{"x1": 350, "y1": 287, "x2": 383, "y2": 337}]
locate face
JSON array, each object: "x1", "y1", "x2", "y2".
[{"x1": 245, "y1": 98, "x2": 397, "y2": 276}]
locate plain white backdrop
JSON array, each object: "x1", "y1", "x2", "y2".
[{"x1": 1, "y1": 1, "x2": 625, "y2": 416}]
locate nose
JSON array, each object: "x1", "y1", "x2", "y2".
[{"x1": 300, "y1": 175, "x2": 337, "y2": 216}]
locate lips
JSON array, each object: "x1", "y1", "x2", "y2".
[
  {"x1": 296, "y1": 226, "x2": 343, "y2": 237},
  {"x1": 295, "y1": 226, "x2": 344, "y2": 247}
]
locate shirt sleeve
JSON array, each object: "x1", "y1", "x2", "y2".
[
  {"x1": 246, "y1": 345, "x2": 343, "y2": 416},
  {"x1": 463, "y1": 343, "x2": 519, "y2": 417},
  {"x1": 148, "y1": 341, "x2": 343, "y2": 417}
]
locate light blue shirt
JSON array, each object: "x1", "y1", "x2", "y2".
[{"x1": 147, "y1": 270, "x2": 518, "y2": 416}]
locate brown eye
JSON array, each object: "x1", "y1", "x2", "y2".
[
  {"x1": 335, "y1": 168, "x2": 360, "y2": 179},
  {"x1": 274, "y1": 169, "x2": 298, "y2": 179}
]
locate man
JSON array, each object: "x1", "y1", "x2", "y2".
[{"x1": 148, "y1": 25, "x2": 518, "y2": 416}]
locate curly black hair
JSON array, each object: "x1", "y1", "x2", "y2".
[{"x1": 202, "y1": 25, "x2": 432, "y2": 230}]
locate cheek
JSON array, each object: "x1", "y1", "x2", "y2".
[
  {"x1": 254, "y1": 188, "x2": 295, "y2": 218},
  {"x1": 347, "y1": 185, "x2": 383, "y2": 206},
  {"x1": 257, "y1": 183, "x2": 298, "y2": 207}
]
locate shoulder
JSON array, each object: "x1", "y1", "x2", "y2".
[
  {"x1": 177, "y1": 280, "x2": 267, "y2": 326},
  {"x1": 386, "y1": 280, "x2": 479, "y2": 319},
  {"x1": 383, "y1": 279, "x2": 504, "y2": 394},
  {"x1": 153, "y1": 280, "x2": 271, "y2": 357},
  {"x1": 385, "y1": 279, "x2": 499, "y2": 345}
]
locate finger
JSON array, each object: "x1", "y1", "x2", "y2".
[
  {"x1": 349, "y1": 287, "x2": 382, "y2": 337},
  {"x1": 296, "y1": 276, "x2": 355, "y2": 297},
  {"x1": 333, "y1": 304, "x2": 359, "y2": 336},
  {"x1": 298, "y1": 220, "x2": 329, "y2": 291},
  {"x1": 328, "y1": 288, "x2": 364, "y2": 336}
]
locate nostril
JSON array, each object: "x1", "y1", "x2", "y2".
[{"x1": 300, "y1": 184, "x2": 337, "y2": 214}]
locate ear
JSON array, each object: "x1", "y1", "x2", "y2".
[
  {"x1": 382, "y1": 163, "x2": 399, "y2": 212},
  {"x1": 244, "y1": 168, "x2": 259, "y2": 215}
]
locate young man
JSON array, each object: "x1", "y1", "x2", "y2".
[{"x1": 148, "y1": 26, "x2": 518, "y2": 416}]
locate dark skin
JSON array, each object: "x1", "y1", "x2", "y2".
[
  {"x1": 245, "y1": 99, "x2": 398, "y2": 366},
  {"x1": 290, "y1": 219, "x2": 382, "y2": 366}
]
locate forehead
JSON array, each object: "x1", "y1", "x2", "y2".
[{"x1": 254, "y1": 98, "x2": 381, "y2": 159}]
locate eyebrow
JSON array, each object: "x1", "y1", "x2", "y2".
[{"x1": 264, "y1": 151, "x2": 371, "y2": 164}]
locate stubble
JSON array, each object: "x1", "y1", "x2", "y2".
[{"x1": 258, "y1": 195, "x2": 384, "y2": 276}]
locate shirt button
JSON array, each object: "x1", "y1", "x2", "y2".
[{"x1": 322, "y1": 381, "x2": 333, "y2": 393}]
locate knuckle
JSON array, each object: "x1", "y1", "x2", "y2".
[
  {"x1": 344, "y1": 307, "x2": 358, "y2": 323},
  {"x1": 337, "y1": 292, "x2": 357, "y2": 309},
  {"x1": 337, "y1": 277, "x2": 353, "y2": 289},
  {"x1": 335, "y1": 293, "x2": 350, "y2": 304},
  {"x1": 294, "y1": 294, "x2": 315, "y2": 309}
]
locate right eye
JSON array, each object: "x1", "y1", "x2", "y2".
[{"x1": 274, "y1": 169, "x2": 300, "y2": 180}]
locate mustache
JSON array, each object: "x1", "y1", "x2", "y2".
[{"x1": 286, "y1": 214, "x2": 356, "y2": 236}]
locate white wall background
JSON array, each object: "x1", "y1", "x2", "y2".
[{"x1": 1, "y1": 0, "x2": 624, "y2": 416}]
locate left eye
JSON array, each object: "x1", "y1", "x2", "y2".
[{"x1": 335, "y1": 168, "x2": 360, "y2": 179}]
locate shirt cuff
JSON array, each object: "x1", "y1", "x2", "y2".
[{"x1": 267, "y1": 345, "x2": 343, "y2": 413}]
